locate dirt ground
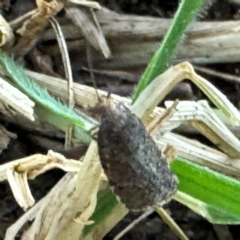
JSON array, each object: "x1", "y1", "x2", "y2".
[{"x1": 1, "y1": 0, "x2": 240, "y2": 239}]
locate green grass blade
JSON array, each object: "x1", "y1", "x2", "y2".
[
  {"x1": 132, "y1": 0, "x2": 206, "y2": 103},
  {"x1": 80, "y1": 156, "x2": 240, "y2": 240},
  {"x1": 82, "y1": 189, "x2": 119, "y2": 236},
  {"x1": 171, "y1": 158, "x2": 240, "y2": 224},
  {"x1": 0, "y1": 50, "x2": 95, "y2": 143},
  {"x1": 35, "y1": 105, "x2": 92, "y2": 143},
  {"x1": 174, "y1": 191, "x2": 240, "y2": 224},
  {"x1": 84, "y1": 157, "x2": 240, "y2": 237}
]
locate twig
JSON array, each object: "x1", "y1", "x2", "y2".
[
  {"x1": 194, "y1": 65, "x2": 240, "y2": 84},
  {"x1": 69, "y1": 0, "x2": 101, "y2": 9},
  {"x1": 146, "y1": 100, "x2": 179, "y2": 134},
  {"x1": 42, "y1": 8, "x2": 240, "y2": 65}
]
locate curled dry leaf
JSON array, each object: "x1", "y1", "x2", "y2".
[
  {"x1": 131, "y1": 62, "x2": 240, "y2": 125},
  {"x1": 5, "y1": 0, "x2": 64, "y2": 57},
  {"x1": 0, "y1": 14, "x2": 14, "y2": 47},
  {"x1": 164, "y1": 100, "x2": 240, "y2": 158},
  {"x1": 0, "y1": 149, "x2": 83, "y2": 210},
  {"x1": 5, "y1": 141, "x2": 102, "y2": 240}
]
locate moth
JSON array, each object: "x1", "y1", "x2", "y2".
[{"x1": 97, "y1": 102, "x2": 178, "y2": 210}]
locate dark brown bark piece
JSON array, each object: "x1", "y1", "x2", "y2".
[{"x1": 98, "y1": 103, "x2": 178, "y2": 210}]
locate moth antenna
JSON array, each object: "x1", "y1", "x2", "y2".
[
  {"x1": 86, "y1": 42, "x2": 101, "y2": 103},
  {"x1": 106, "y1": 88, "x2": 112, "y2": 99}
]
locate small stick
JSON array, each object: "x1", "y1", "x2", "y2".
[{"x1": 194, "y1": 65, "x2": 240, "y2": 84}]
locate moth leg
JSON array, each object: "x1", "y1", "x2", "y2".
[
  {"x1": 113, "y1": 207, "x2": 154, "y2": 240},
  {"x1": 113, "y1": 206, "x2": 188, "y2": 240},
  {"x1": 154, "y1": 206, "x2": 188, "y2": 240}
]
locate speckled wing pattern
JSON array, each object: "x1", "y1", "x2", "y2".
[{"x1": 98, "y1": 103, "x2": 178, "y2": 210}]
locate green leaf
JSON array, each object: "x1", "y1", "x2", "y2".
[
  {"x1": 132, "y1": 0, "x2": 207, "y2": 102},
  {"x1": 172, "y1": 158, "x2": 240, "y2": 224},
  {"x1": 83, "y1": 188, "x2": 119, "y2": 236},
  {"x1": 0, "y1": 50, "x2": 95, "y2": 143}
]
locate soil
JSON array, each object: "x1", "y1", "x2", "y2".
[{"x1": 0, "y1": 0, "x2": 240, "y2": 239}]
